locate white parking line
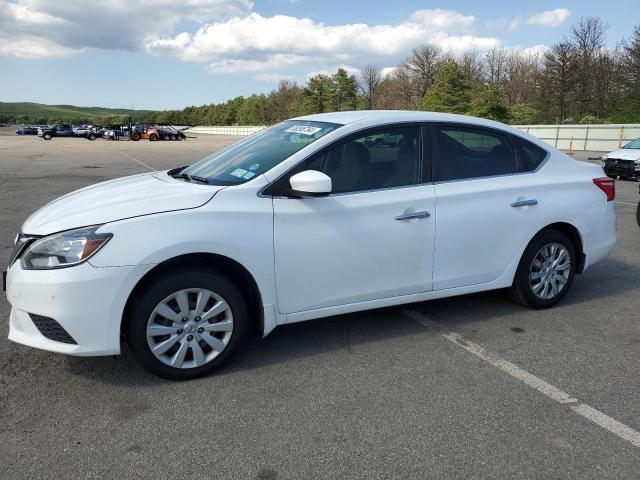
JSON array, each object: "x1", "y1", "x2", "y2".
[
  {"x1": 108, "y1": 148, "x2": 155, "y2": 171},
  {"x1": 404, "y1": 309, "x2": 640, "y2": 448},
  {"x1": 615, "y1": 201, "x2": 636, "y2": 206}
]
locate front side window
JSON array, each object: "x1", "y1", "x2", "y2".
[
  {"x1": 182, "y1": 120, "x2": 340, "y2": 185},
  {"x1": 275, "y1": 125, "x2": 422, "y2": 195},
  {"x1": 434, "y1": 125, "x2": 516, "y2": 181}
]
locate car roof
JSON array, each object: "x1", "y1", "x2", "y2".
[
  {"x1": 293, "y1": 110, "x2": 504, "y2": 129},
  {"x1": 292, "y1": 110, "x2": 548, "y2": 149}
]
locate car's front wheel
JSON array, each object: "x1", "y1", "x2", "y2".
[
  {"x1": 126, "y1": 268, "x2": 248, "y2": 379},
  {"x1": 510, "y1": 230, "x2": 576, "y2": 309}
]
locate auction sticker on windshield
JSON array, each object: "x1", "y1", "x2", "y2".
[{"x1": 285, "y1": 125, "x2": 323, "y2": 135}]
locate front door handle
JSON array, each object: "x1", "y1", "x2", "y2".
[
  {"x1": 511, "y1": 199, "x2": 538, "y2": 208},
  {"x1": 395, "y1": 210, "x2": 431, "y2": 220}
]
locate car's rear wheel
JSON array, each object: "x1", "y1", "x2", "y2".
[
  {"x1": 149, "y1": 133, "x2": 158, "y2": 141},
  {"x1": 43, "y1": 133, "x2": 52, "y2": 140},
  {"x1": 131, "y1": 132, "x2": 140, "y2": 141},
  {"x1": 510, "y1": 230, "x2": 575, "y2": 309},
  {"x1": 126, "y1": 269, "x2": 248, "y2": 380}
]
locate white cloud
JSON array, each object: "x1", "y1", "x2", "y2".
[
  {"x1": 207, "y1": 54, "x2": 308, "y2": 73},
  {"x1": 381, "y1": 67, "x2": 397, "y2": 78},
  {"x1": 486, "y1": 16, "x2": 523, "y2": 31},
  {"x1": 407, "y1": 9, "x2": 475, "y2": 30},
  {"x1": 254, "y1": 73, "x2": 294, "y2": 82},
  {"x1": 307, "y1": 65, "x2": 362, "y2": 79},
  {"x1": 522, "y1": 44, "x2": 548, "y2": 57},
  {"x1": 0, "y1": 1, "x2": 555, "y2": 81},
  {"x1": 146, "y1": 10, "x2": 500, "y2": 73},
  {"x1": 527, "y1": 8, "x2": 571, "y2": 27},
  {"x1": 0, "y1": 0, "x2": 252, "y2": 58}
]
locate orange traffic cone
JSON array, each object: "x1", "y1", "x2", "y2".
[
  {"x1": 618, "y1": 127, "x2": 625, "y2": 149},
  {"x1": 568, "y1": 136, "x2": 574, "y2": 155}
]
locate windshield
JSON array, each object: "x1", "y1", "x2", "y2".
[
  {"x1": 622, "y1": 139, "x2": 640, "y2": 149},
  {"x1": 180, "y1": 120, "x2": 340, "y2": 185}
]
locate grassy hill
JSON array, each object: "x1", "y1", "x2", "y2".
[{"x1": 0, "y1": 102, "x2": 155, "y2": 124}]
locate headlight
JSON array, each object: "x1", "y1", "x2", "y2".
[{"x1": 21, "y1": 225, "x2": 112, "y2": 270}]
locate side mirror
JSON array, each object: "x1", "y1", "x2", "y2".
[{"x1": 289, "y1": 170, "x2": 332, "y2": 197}]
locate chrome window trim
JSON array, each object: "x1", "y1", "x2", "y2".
[
  {"x1": 429, "y1": 121, "x2": 551, "y2": 185},
  {"x1": 432, "y1": 150, "x2": 551, "y2": 186}
]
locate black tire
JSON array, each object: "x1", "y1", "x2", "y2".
[
  {"x1": 177, "y1": 135, "x2": 184, "y2": 141},
  {"x1": 149, "y1": 133, "x2": 158, "y2": 141},
  {"x1": 126, "y1": 268, "x2": 248, "y2": 380},
  {"x1": 131, "y1": 132, "x2": 140, "y2": 141},
  {"x1": 43, "y1": 133, "x2": 52, "y2": 140},
  {"x1": 87, "y1": 133, "x2": 96, "y2": 141},
  {"x1": 509, "y1": 230, "x2": 576, "y2": 309}
]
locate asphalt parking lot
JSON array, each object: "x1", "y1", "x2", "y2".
[{"x1": 0, "y1": 131, "x2": 639, "y2": 479}]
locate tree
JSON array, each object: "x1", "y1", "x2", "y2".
[
  {"x1": 570, "y1": 17, "x2": 607, "y2": 119},
  {"x1": 329, "y1": 68, "x2": 358, "y2": 111},
  {"x1": 358, "y1": 65, "x2": 383, "y2": 109},
  {"x1": 472, "y1": 85, "x2": 509, "y2": 122},
  {"x1": 460, "y1": 50, "x2": 485, "y2": 93},
  {"x1": 421, "y1": 61, "x2": 472, "y2": 114},
  {"x1": 303, "y1": 74, "x2": 332, "y2": 113},
  {"x1": 268, "y1": 79, "x2": 305, "y2": 122},
  {"x1": 485, "y1": 46, "x2": 509, "y2": 86},
  {"x1": 540, "y1": 41, "x2": 576, "y2": 122},
  {"x1": 407, "y1": 44, "x2": 442, "y2": 100}
]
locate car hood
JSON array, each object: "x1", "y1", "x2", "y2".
[
  {"x1": 605, "y1": 148, "x2": 640, "y2": 161},
  {"x1": 22, "y1": 172, "x2": 224, "y2": 235}
]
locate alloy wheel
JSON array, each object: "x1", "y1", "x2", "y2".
[
  {"x1": 529, "y1": 242, "x2": 571, "y2": 300},
  {"x1": 146, "y1": 288, "x2": 233, "y2": 369}
]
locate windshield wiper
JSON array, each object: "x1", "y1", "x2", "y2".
[{"x1": 173, "y1": 173, "x2": 210, "y2": 184}]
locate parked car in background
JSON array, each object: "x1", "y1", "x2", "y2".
[
  {"x1": 602, "y1": 138, "x2": 640, "y2": 180},
  {"x1": 72, "y1": 125, "x2": 94, "y2": 136},
  {"x1": 4, "y1": 111, "x2": 617, "y2": 380},
  {"x1": 39, "y1": 124, "x2": 96, "y2": 140},
  {"x1": 16, "y1": 126, "x2": 39, "y2": 135},
  {"x1": 38, "y1": 124, "x2": 74, "y2": 140}
]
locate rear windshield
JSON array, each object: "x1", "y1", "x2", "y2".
[{"x1": 181, "y1": 120, "x2": 340, "y2": 185}]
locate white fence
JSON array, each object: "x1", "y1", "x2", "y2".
[
  {"x1": 187, "y1": 123, "x2": 640, "y2": 152},
  {"x1": 186, "y1": 125, "x2": 265, "y2": 136},
  {"x1": 515, "y1": 124, "x2": 639, "y2": 151}
]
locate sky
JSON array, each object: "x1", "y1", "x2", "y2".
[{"x1": 1, "y1": 0, "x2": 637, "y2": 111}]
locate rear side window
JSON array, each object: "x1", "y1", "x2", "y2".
[
  {"x1": 434, "y1": 125, "x2": 516, "y2": 181},
  {"x1": 510, "y1": 135, "x2": 548, "y2": 172}
]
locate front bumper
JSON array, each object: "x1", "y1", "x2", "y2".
[
  {"x1": 5, "y1": 260, "x2": 148, "y2": 356},
  {"x1": 604, "y1": 160, "x2": 640, "y2": 178}
]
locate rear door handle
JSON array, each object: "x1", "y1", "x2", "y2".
[
  {"x1": 511, "y1": 199, "x2": 538, "y2": 208},
  {"x1": 395, "y1": 210, "x2": 431, "y2": 220}
]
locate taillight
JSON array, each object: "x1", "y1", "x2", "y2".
[{"x1": 593, "y1": 177, "x2": 615, "y2": 201}]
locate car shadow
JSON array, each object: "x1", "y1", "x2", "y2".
[{"x1": 65, "y1": 256, "x2": 640, "y2": 385}]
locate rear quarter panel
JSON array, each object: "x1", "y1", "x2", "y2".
[{"x1": 531, "y1": 151, "x2": 616, "y2": 270}]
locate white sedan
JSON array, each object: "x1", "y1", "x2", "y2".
[
  {"x1": 4, "y1": 111, "x2": 617, "y2": 379},
  {"x1": 602, "y1": 138, "x2": 640, "y2": 180}
]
